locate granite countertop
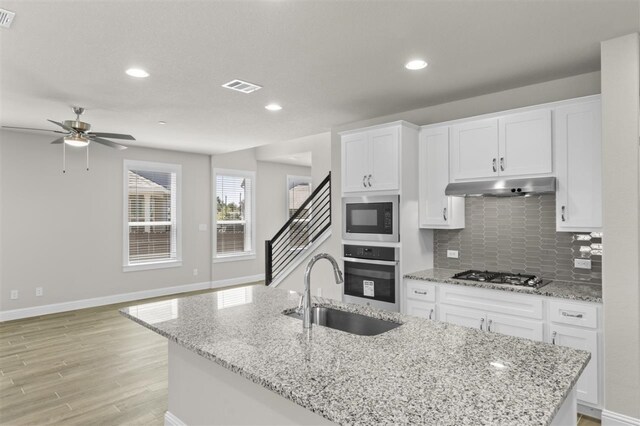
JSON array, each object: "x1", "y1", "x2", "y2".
[
  {"x1": 404, "y1": 268, "x2": 603, "y2": 303},
  {"x1": 121, "y1": 285, "x2": 590, "y2": 426}
]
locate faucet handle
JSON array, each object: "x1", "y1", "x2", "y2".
[{"x1": 297, "y1": 294, "x2": 305, "y2": 313}]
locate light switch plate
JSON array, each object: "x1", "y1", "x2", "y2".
[
  {"x1": 447, "y1": 250, "x2": 459, "y2": 259},
  {"x1": 574, "y1": 259, "x2": 591, "y2": 269}
]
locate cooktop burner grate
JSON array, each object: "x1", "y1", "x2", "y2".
[{"x1": 452, "y1": 270, "x2": 545, "y2": 289}]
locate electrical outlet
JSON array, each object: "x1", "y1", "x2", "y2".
[
  {"x1": 199, "y1": 224, "x2": 207, "y2": 231},
  {"x1": 193, "y1": 269, "x2": 199, "y2": 277},
  {"x1": 36, "y1": 287, "x2": 43, "y2": 297},
  {"x1": 10, "y1": 290, "x2": 18, "y2": 300},
  {"x1": 447, "y1": 250, "x2": 459, "y2": 259},
  {"x1": 574, "y1": 259, "x2": 592, "y2": 269}
]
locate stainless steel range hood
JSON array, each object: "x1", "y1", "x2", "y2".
[{"x1": 445, "y1": 177, "x2": 556, "y2": 197}]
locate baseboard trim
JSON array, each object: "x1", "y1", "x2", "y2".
[
  {"x1": 164, "y1": 410, "x2": 186, "y2": 426},
  {"x1": 211, "y1": 273, "x2": 265, "y2": 289},
  {"x1": 602, "y1": 409, "x2": 640, "y2": 426},
  {"x1": 0, "y1": 281, "x2": 212, "y2": 322}
]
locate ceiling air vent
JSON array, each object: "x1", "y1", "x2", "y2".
[
  {"x1": 221, "y1": 79, "x2": 262, "y2": 94},
  {"x1": 0, "y1": 9, "x2": 15, "y2": 29}
]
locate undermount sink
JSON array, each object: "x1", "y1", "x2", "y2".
[{"x1": 285, "y1": 306, "x2": 402, "y2": 336}]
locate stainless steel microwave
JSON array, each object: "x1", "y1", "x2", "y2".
[{"x1": 342, "y1": 195, "x2": 399, "y2": 242}]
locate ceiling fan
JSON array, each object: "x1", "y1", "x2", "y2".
[
  {"x1": 2, "y1": 106, "x2": 135, "y2": 150},
  {"x1": 2, "y1": 106, "x2": 136, "y2": 172}
]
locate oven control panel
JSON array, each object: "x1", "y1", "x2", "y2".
[{"x1": 343, "y1": 244, "x2": 396, "y2": 261}]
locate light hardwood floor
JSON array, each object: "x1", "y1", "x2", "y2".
[{"x1": 1, "y1": 286, "x2": 601, "y2": 426}]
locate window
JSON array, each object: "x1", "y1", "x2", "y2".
[
  {"x1": 214, "y1": 169, "x2": 255, "y2": 261},
  {"x1": 123, "y1": 160, "x2": 182, "y2": 271}
]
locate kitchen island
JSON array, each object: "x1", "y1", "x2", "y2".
[{"x1": 121, "y1": 285, "x2": 589, "y2": 426}]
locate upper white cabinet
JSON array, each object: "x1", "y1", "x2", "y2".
[
  {"x1": 419, "y1": 126, "x2": 465, "y2": 229},
  {"x1": 554, "y1": 99, "x2": 602, "y2": 232},
  {"x1": 341, "y1": 124, "x2": 400, "y2": 193},
  {"x1": 498, "y1": 109, "x2": 553, "y2": 177},
  {"x1": 450, "y1": 110, "x2": 553, "y2": 181}
]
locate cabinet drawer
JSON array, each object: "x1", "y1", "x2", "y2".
[
  {"x1": 549, "y1": 300, "x2": 598, "y2": 329},
  {"x1": 405, "y1": 299, "x2": 436, "y2": 320},
  {"x1": 406, "y1": 280, "x2": 436, "y2": 302},
  {"x1": 439, "y1": 285, "x2": 543, "y2": 319}
]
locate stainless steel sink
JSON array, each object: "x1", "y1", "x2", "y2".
[{"x1": 285, "y1": 306, "x2": 401, "y2": 336}]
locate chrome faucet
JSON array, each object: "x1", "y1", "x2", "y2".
[{"x1": 300, "y1": 253, "x2": 344, "y2": 330}]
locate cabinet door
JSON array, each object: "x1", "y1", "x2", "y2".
[
  {"x1": 549, "y1": 324, "x2": 599, "y2": 405},
  {"x1": 450, "y1": 118, "x2": 499, "y2": 181},
  {"x1": 498, "y1": 109, "x2": 553, "y2": 177},
  {"x1": 342, "y1": 132, "x2": 370, "y2": 193},
  {"x1": 369, "y1": 126, "x2": 400, "y2": 191},
  {"x1": 486, "y1": 313, "x2": 544, "y2": 341},
  {"x1": 554, "y1": 100, "x2": 602, "y2": 232},
  {"x1": 405, "y1": 299, "x2": 436, "y2": 320},
  {"x1": 439, "y1": 305, "x2": 486, "y2": 330},
  {"x1": 419, "y1": 126, "x2": 464, "y2": 228}
]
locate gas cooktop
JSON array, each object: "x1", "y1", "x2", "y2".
[{"x1": 452, "y1": 270, "x2": 547, "y2": 289}]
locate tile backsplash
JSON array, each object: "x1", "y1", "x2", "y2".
[{"x1": 433, "y1": 195, "x2": 602, "y2": 283}]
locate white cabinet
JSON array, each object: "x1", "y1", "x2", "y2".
[
  {"x1": 341, "y1": 125, "x2": 400, "y2": 193},
  {"x1": 449, "y1": 110, "x2": 552, "y2": 182},
  {"x1": 498, "y1": 109, "x2": 553, "y2": 177},
  {"x1": 418, "y1": 126, "x2": 465, "y2": 229},
  {"x1": 486, "y1": 313, "x2": 544, "y2": 341},
  {"x1": 406, "y1": 299, "x2": 436, "y2": 320},
  {"x1": 439, "y1": 305, "x2": 486, "y2": 330},
  {"x1": 549, "y1": 324, "x2": 599, "y2": 405},
  {"x1": 554, "y1": 99, "x2": 602, "y2": 232}
]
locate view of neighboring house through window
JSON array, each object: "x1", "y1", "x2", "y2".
[
  {"x1": 214, "y1": 169, "x2": 255, "y2": 260},
  {"x1": 124, "y1": 160, "x2": 181, "y2": 271},
  {"x1": 287, "y1": 175, "x2": 312, "y2": 250}
]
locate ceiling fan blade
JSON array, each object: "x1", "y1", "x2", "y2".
[
  {"x1": 47, "y1": 119, "x2": 75, "y2": 133},
  {"x1": 88, "y1": 132, "x2": 135, "y2": 141},
  {"x1": 50, "y1": 137, "x2": 65, "y2": 144},
  {"x1": 91, "y1": 136, "x2": 127, "y2": 150},
  {"x1": 2, "y1": 125, "x2": 67, "y2": 134}
]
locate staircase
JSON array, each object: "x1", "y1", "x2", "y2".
[{"x1": 265, "y1": 172, "x2": 331, "y2": 286}]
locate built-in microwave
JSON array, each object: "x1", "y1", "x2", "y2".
[{"x1": 342, "y1": 195, "x2": 399, "y2": 242}]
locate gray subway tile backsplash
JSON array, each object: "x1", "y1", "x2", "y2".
[{"x1": 433, "y1": 195, "x2": 602, "y2": 283}]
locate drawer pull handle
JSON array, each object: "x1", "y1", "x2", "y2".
[
  {"x1": 552, "y1": 331, "x2": 557, "y2": 345},
  {"x1": 443, "y1": 207, "x2": 447, "y2": 222},
  {"x1": 492, "y1": 158, "x2": 497, "y2": 172},
  {"x1": 500, "y1": 157, "x2": 505, "y2": 171},
  {"x1": 479, "y1": 317, "x2": 485, "y2": 331},
  {"x1": 561, "y1": 312, "x2": 583, "y2": 318},
  {"x1": 561, "y1": 206, "x2": 566, "y2": 222},
  {"x1": 487, "y1": 319, "x2": 492, "y2": 332},
  {"x1": 362, "y1": 175, "x2": 367, "y2": 188},
  {"x1": 414, "y1": 290, "x2": 428, "y2": 295},
  {"x1": 428, "y1": 309, "x2": 434, "y2": 320},
  {"x1": 367, "y1": 174, "x2": 372, "y2": 187}
]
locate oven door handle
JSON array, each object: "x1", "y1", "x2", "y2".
[{"x1": 342, "y1": 257, "x2": 399, "y2": 266}]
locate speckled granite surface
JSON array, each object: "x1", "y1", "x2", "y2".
[
  {"x1": 404, "y1": 268, "x2": 602, "y2": 303},
  {"x1": 121, "y1": 285, "x2": 590, "y2": 426}
]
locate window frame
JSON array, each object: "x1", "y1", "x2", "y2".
[
  {"x1": 123, "y1": 159, "x2": 183, "y2": 272},
  {"x1": 213, "y1": 168, "x2": 256, "y2": 262}
]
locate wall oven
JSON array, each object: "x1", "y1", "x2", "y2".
[
  {"x1": 342, "y1": 244, "x2": 399, "y2": 312},
  {"x1": 342, "y1": 195, "x2": 399, "y2": 243}
]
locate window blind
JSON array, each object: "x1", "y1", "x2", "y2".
[
  {"x1": 216, "y1": 173, "x2": 253, "y2": 256},
  {"x1": 128, "y1": 169, "x2": 177, "y2": 263}
]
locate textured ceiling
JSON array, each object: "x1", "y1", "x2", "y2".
[{"x1": 0, "y1": 1, "x2": 638, "y2": 154}]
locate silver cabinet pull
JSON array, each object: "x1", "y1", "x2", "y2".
[
  {"x1": 428, "y1": 309, "x2": 434, "y2": 320},
  {"x1": 443, "y1": 207, "x2": 448, "y2": 221},
  {"x1": 414, "y1": 290, "x2": 428, "y2": 295},
  {"x1": 561, "y1": 206, "x2": 566, "y2": 222},
  {"x1": 492, "y1": 158, "x2": 497, "y2": 172},
  {"x1": 552, "y1": 331, "x2": 557, "y2": 345},
  {"x1": 561, "y1": 311, "x2": 584, "y2": 318},
  {"x1": 367, "y1": 174, "x2": 372, "y2": 187},
  {"x1": 487, "y1": 319, "x2": 493, "y2": 332},
  {"x1": 479, "y1": 317, "x2": 485, "y2": 331},
  {"x1": 500, "y1": 157, "x2": 505, "y2": 171},
  {"x1": 362, "y1": 175, "x2": 367, "y2": 188}
]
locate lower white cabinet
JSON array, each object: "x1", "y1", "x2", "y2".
[
  {"x1": 406, "y1": 299, "x2": 436, "y2": 320},
  {"x1": 487, "y1": 312, "x2": 544, "y2": 341},
  {"x1": 439, "y1": 305, "x2": 485, "y2": 330},
  {"x1": 549, "y1": 324, "x2": 599, "y2": 406}
]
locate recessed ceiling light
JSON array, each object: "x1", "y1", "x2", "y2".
[
  {"x1": 405, "y1": 59, "x2": 428, "y2": 70},
  {"x1": 126, "y1": 68, "x2": 150, "y2": 78},
  {"x1": 158, "y1": 121, "x2": 167, "y2": 125},
  {"x1": 265, "y1": 104, "x2": 282, "y2": 111}
]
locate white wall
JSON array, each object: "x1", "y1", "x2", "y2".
[
  {"x1": 0, "y1": 130, "x2": 211, "y2": 312},
  {"x1": 600, "y1": 33, "x2": 640, "y2": 420}
]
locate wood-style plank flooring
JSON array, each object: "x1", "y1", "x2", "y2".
[{"x1": 1, "y1": 286, "x2": 601, "y2": 425}]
